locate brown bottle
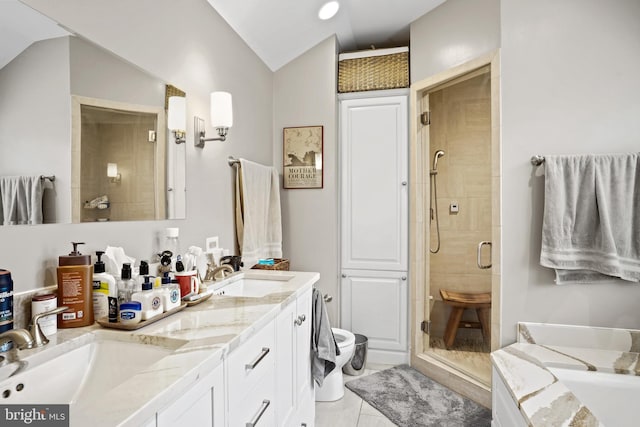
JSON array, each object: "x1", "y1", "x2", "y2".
[{"x1": 57, "y1": 242, "x2": 94, "y2": 328}]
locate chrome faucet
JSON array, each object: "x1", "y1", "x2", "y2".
[
  {"x1": 30, "y1": 306, "x2": 70, "y2": 347},
  {"x1": 0, "y1": 329, "x2": 35, "y2": 351},
  {"x1": 204, "y1": 263, "x2": 235, "y2": 281},
  {"x1": 0, "y1": 306, "x2": 70, "y2": 352}
]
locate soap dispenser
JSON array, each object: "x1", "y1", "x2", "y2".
[
  {"x1": 57, "y1": 242, "x2": 94, "y2": 328},
  {"x1": 132, "y1": 276, "x2": 163, "y2": 320},
  {"x1": 92, "y1": 251, "x2": 116, "y2": 321},
  {"x1": 117, "y1": 263, "x2": 135, "y2": 306}
]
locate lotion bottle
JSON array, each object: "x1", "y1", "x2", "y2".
[
  {"x1": 57, "y1": 242, "x2": 94, "y2": 328},
  {"x1": 132, "y1": 276, "x2": 163, "y2": 320},
  {"x1": 92, "y1": 251, "x2": 116, "y2": 321}
]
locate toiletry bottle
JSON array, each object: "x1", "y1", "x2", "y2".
[
  {"x1": 117, "y1": 263, "x2": 134, "y2": 307},
  {"x1": 32, "y1": 293, "x2": 57, "y2": 336},
  {"x1": 164, "y1": 227, "x2": 180, "y2": 271},
  {"x1": 57, "y1": 242, "x2": 94, "y2": 328},
  {"x1": 137, "y1": 261, "x2": 153, "y2": 290},
  {"x1": 131, "y1": 276, "x2": 163, "y2": 320},
  {"x1": 92, "y1": 251, "x2": 116, "y2": 321},
  {"x1": 162, "y1": 277, "x2": 181, "y2": 312},
  {"x1": 0, "y1": 269, "x2": 14, "y2": 352}
]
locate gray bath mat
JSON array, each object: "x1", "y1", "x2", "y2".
[{"x1": 345, "y1": 364, "x2": 491, "y2": 426}]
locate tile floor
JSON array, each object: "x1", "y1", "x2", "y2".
[{"x1": 315, "y1": 363, "x2": 397, "y2": 427}]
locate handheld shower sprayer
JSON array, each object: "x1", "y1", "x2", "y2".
[
  {"x1": 431, "y1": 150, "x2": 445, "y2": 175},
  {"x1": 430, "y1": 150, "x2": 445, "y2": 253}
]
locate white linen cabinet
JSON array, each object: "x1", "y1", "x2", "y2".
[{"x1": 339, "y1": 91, "x2": 409, "y2": 365}]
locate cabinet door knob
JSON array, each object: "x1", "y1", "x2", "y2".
[
  {"x1": 401, "y1": 181, "x2": 408, "y2": 186},
  {"x1": 323, "y1": 294, "x2": 333, "y2": 303},
  {"x1": 402, "y1": 276, "x2": 407, "y2": 281},
  {"x1": 341, "y1": 274, "x2": 347, "y2": 278},
  {"x1": 294, "y1": 317, "x2": 302, "y2": 326}
]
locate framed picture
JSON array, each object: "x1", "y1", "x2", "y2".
[{"x1": 283, "y1": 125, "x2": 323, "y2": 189}]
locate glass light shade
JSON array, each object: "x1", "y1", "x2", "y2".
[
  {"x1": 210, "y1": 92, "x2": 233, "y2": 128},
  {"x1": 167, "y1": 96, "x2": 186, "y2": 130},
  {"x1": 107, "y1": 163, "x2": 118, "y2": 178}
]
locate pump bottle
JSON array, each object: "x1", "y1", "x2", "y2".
[
  {"x1": 117, "y1": 263, "x2": 135, "y2": 307},
  {"x1": 92, "y1": 251, "x2": 117, "y2": 321},
  {"x1": 57, "y1": 242, "x2": 94, "y2": 328},
  {"x1": 132, "y1": 276, "x2": 163, "y2": 320}
]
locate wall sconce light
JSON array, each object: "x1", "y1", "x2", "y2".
[
  {"x1": 194, "y1": 91, "x2": 233, "y2": 148},
  {"x1": 107, "y1": 163, "x2": 121, "y2": 183},
  {"x1": 167, "y1": 96, "x2": 186, "y2": 144}
]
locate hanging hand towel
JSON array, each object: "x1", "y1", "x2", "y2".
[
  {"x1": 235, "y1": 159, "x2": 283, "y2": 269},
  {"x1": 311, "y1": 287, "x2": 340, "y2": 386},
  {"x1": 0, "y1": 175, "x2": 44, "y2": 225},
  {"x1": 540, "y1": 153, "x2": 640, "y2": 283}
]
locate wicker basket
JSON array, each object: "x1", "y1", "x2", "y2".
[
  {"x1": 338, "y1": 48, "x2": 409, "y2": 93},
  {"x1": 251, "y1": 258, "x2": 290, "y2": 271}
]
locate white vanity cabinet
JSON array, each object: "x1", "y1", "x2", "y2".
[
  {"x1": 156, "y1": 361, "x2": 225, "y2": 427},
  {"x1": 227, "y1": 321, "x2": 277, "y2": 426},
  {"x1": 275, "y1": 288, "x2": 314, "y2": 427},
  {"x1": 149, "y1": 286, "x2": 314, "y2": 427}
]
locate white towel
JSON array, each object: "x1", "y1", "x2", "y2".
[
  {"x1": 235, "y1": 159, "x2": 283, "y2": 269},
  {"x1": 540, "y1": 153, "x2": 640, "y2": 283},
  {"x1": 0, "y1": 175, "x2": 44, "y2": 225}
]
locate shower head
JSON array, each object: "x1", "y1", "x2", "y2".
[{"x1": 432, "y1": 150, "x2": 445, "y2": 171}]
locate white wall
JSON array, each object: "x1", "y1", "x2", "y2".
[
  {"x1": 273, "y1": 36, "x2": 340, "y2": 322},
  {"x1": 500, "y1": 0, "x2": 640, "y2": 343},
  {"x1": 2, "y1": 0, "x2": 273, "y2": 292},
  {"x1": 411, "y1": 0, "x2": 640, "y2": 346},
  {"x1": 410, "y1": 0, "x2": 500, "y2": 82}
]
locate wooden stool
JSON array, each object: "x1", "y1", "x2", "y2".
[{"x1": 439, "y1": 289, "x2": 491, "y2": 349}]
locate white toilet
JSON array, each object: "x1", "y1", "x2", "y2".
[{"x1": 315, "y1": 328, "x2": 356, "y2": 402}]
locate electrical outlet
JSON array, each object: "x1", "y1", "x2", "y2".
[{"x1": 450, "y1": 202, "x2": 459, "y2": 214}]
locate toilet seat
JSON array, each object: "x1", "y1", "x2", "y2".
[{"x1": 333, "y1": 328, "x2": 355, "y2": 348}]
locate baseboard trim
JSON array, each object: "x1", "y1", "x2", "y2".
[{"x1": 367, "y1": 348, "x2": 409, "y2": 365}]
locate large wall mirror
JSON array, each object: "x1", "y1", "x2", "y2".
[{"x1": 0, "y1": 0, "x2": 186, "y2": 225}]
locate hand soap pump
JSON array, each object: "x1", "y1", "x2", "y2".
[
  {"x1": 117, "y1": 263, "x2": 134, "y2": 306},
  {"x1": 92, "y1": 251, "x2": 117, "y2": 322},
  {"x1": 57, "y1": 242, "x2": 94, "y2": 328},
  {"x1": 132, "y1": 276, "x2": 163, "y2": 320}
]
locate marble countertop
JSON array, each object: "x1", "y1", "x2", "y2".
[
  {"x1": 7, "y1": 270, "x2": 319, "y2": 426},
  {"x1": 491, "y1": 322, "x2": 640, "y2": 427}
]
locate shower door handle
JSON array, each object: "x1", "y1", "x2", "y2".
[{"x1": 477, "y1": 241, "x2": 492, "y2": 269}]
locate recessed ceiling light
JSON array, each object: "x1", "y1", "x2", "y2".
[{"x1": 318, "y1": 1, "x2": 340, "y2": 20}]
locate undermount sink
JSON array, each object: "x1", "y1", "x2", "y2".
[
  {"x1": 217, "y1": 272, "x2": 295, "y2": 298},
  {"x1": 0, "y1": 331, "x2": 186, "y2": 406}
]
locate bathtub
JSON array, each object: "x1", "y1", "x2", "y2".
[
  {"x1": 549, "y1": 367, "x2": 638, "y2": 427},
  {"x1": 492, "y1": 322, "x2": 640, "y2": 427}
]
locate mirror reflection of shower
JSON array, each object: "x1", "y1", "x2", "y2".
[{"x1": 430, "y1": 150, "x2": 445, "y2": 253}]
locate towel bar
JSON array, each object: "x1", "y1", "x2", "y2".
[
  {"x1": 228, "y1": 156, "x2": 240, "y2": 166},
  {"x1": 530, "y1": 155, "x2": 545, "y2": 166}
]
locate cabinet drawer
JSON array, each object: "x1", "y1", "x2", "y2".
[
  {"x1": 228, "y1": 320, "x2": 275, "y2": 404},
  {"x1": 229, "y1": 367, "x2": 276, "y2": 427}
]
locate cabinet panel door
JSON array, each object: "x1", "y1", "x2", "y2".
[
  {"x1": 157, "y1": 363, "x2": 224, "y2": 427},
  {"x1": 340, "y1": 95, "x2": 408, "y2": 271},
  {"x1": 276, "y1": 301, "x2": 296, "y2": 426},
  {"x1": 295, "y1": 288, "x2": 313, "y2": 399},
  {"x1": 341, "y1": 270, "x2": 408, "y2": 352}
]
